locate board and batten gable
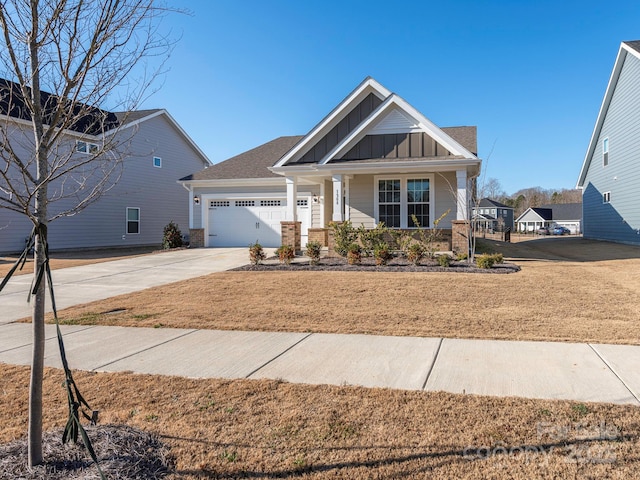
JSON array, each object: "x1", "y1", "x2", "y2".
[
  {"x1": 0, "y1": 111, "x2": 210, "y2": 253},
  {"x1": 580, "y1": 44, "x2": 640, "y2": 244}
]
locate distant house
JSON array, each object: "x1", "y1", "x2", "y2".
[
  {"x1": 515, "y1": 203, "x2": 582, "y2": 234},
  {"x1": 180, "y1": 77, "x2": 481, "y2": 252},
  {"x1": 0, "y1": 80, "x2": 211, "y2": 253},
  {"x1": 471, "y1": 198, "x2": 514, "y2": 231},
  {"x1": 576, "y1": 40, "x2": 640, "y2": 245}
]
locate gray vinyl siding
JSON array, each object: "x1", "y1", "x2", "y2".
[
  {"x1": 433, "y1": 172, "x2": 457, "y2": 228},
  {"x1": 0, "y1": 114, "x2": 208, "y2": 253},
  {"x1": 349, "y1": 175, "x2": 375, "y2": 227},
  {"x1": 583, "y1": 53, "x2": 640, "y2": 244}
]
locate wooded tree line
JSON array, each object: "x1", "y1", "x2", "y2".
[{"x1": 481, "y1": 178, "x2": 582, "y2": 218}]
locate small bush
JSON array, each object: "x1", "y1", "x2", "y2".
[
  {"x1": 373, "y1": 243, "x2": 393, "y2": 266},
  {"x1": 248, "y1": 242, "x2": 265, "y2": 265},
  {"x1": 475, "y1": 253, "x2": 496, "y2": 269},
  {"x1": 406, "y1": 243, "x2": 425, "y2": 266},
  {"x1": 276, "y1": 245, "x2": 295, "y2": 265},
  {"x1": 305, "y1": 240, "x2": 322, "y2": 266},
  {"x1": 456, "y1": 252, "x2": 468, "y2": 261},
  {"x1": 490, "y1": 253, "x2": 504, "y2": 264},
  {"x1": 347, "y1": 243, "x2": 362, "y2": 265},
  {"x1": 436, "y1": 254, "x2": 452, "y2": 267},
  {"x1": 162, "y1": 221, "x2": 183, "y2": 249},
  {"x1": 329, "y1": 221, "x2": 357, "y2": 257}
]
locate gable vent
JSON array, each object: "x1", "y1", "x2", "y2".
[{"x1": 369, "y1": 109, "x2": 422, "y2": 135}]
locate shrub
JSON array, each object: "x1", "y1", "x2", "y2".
[
  {"x1": 358, "y1": 222, "x2": 389, "y2": 257},
  {"x1": 329, "y1": 221, "x2": 357, "y2": 257},
  {"x1": 276, "y1": 245, "x2": 295, "y2": 265},
  {"x1": 162, "y1": 221, "x2": 183, "y2": 249},
  {"x1": 475, "y1": 253, "x2": 496, "y2": 269},
  {"x1": 305, "y1": 240, "x2": 322, "y2": 266},
  {"x1": 347, "y1": 243, "x2": 362, "y2": 265},
  {"x1": 490, "y1": 253, "x2": 504, "y2": 264},
  {"x1": 248, "y1": 242, "x2": 265, "y2": 265},
  {"x1": 406, "y1": 243, "x2": 425, "y2": 266},
  {"x1": 373, "y1": 242, "x2": 393, "y2": 266},
  {"x1": 437, "y1": 254, "x2": 452, "y2": 267},
  {"x1": 456, "y1": 252, "x2": 468, "y2": 261}
]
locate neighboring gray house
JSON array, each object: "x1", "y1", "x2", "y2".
[
  {"x1": 471, "y1": 198, "x2": 514, "y2": 231},
  {"x1": 576, "y1": 40, "x2": 640, "y2": 245},
  {"x1": 515, "y1": 203, "x2": 582, "y2": 234},
  {"x1": 0, "y1": 82, "x2": 211, "y2": 253},
  {"x1": 180, "y1": 77, "x2": 481, "y2": 250}
]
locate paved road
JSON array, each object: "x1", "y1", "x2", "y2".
[{"x1": 2, "y1": 247, "x2": 640, "y2": 405}]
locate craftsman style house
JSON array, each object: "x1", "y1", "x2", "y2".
[{"x1": 180, "y1": 77, "x2": 481, "y2": 251}]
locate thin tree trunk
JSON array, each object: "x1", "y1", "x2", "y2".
[{"x1": 28, "y1": 229, "x2": 46, "y2": 466}]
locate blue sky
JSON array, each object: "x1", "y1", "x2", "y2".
[{"x1": 141, "y1": 0, "x2": 640, "y2": 195}]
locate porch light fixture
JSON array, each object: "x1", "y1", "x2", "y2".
[
  {"x1": 312, "y1": 194, "x2": 319, "y2": 204},
  {"x1": 193, "y1": 195, "x2": 200, "y2": 205}
]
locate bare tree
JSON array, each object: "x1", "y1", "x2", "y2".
[
  {"x1": 482, "y1": 177, "x2": 505, "y2": 200},
  {"x1": 0, "y1": 0, "x2": 173, "y2": 467}
]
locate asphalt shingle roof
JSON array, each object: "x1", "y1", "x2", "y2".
[
  {"x1": 442, "y1": 126, "x2": 477, "y2": 155},
  {"x1": 0, "y1": 78, "x2": 119, "y2": 135},
  {"x1": 624, "y1": 40, "x2": 640, "y2": 54},
  {"x1": 478, "y1": 198, "x2": 511, "y2": 208},
  {"x1": 180, "y1": 136, "x2": 304, "y2": 181},
  {"x1": 540, "y1": 203, "x2": 582, "y2": 220}
]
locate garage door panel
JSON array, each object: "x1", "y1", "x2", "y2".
[{"x1": 207, "y1": 198, "x2": 309, "y2": 248}]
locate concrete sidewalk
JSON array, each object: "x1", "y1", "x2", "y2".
[
  {"x1": 2, "y1": 322, "x2": 640, "y2": 406},
  {"x1": 0, "y1": 247, "x2": 256, "y2": 325}
]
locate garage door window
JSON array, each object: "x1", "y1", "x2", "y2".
[
  {"x1": 260, "y1": 200, "x2": 281, "y2": 206},
  {"x1": 235, "y1": 200, "x2": 255, "y2": 207}
]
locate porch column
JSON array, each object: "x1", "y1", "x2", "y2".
[
  {"x1": 456, "y1": 169, "x2": 468, "y2": 221},
  {"x1": 344, "y1": 176, "x2": 351, "y2": 221},
  {"x1": 286, "y1": 176, "x2": 297, "y2": 221},
  {"x1": 332, "y1": 174, "x2": 343, "y2": 222}
]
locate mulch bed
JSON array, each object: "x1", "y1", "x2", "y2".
[
  {"x1": 0, "y1": 424, "x2": 172, "y2": 479},
  {"x1": 232, "y1": 256, "x2": 520, "y2": 273}
]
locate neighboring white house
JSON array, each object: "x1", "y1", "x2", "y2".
[
  {"x1": 576, "y1": 40, "x2": 640, "y2": 245},
  {"x1": 179, "y1": 77, "x2": 481, "y2": 250},
  {"x1": 515, "y1": 203, "x2": 582, "y2": 234},
  {"x1": 0, "y1": 80, "x2": 211, "y2": 253}
]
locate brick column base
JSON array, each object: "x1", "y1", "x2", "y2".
[
  {"x1": 308, "y1": 228, "x2": 328, "y2": 247},
  {"x1": 280, "y1": 221, "x2": 301, "y2": 253},
  {"x1": 189, "y1": 228, "x2": 204, "y2": 248},
  {"x1": 451, "y1": 220, "x2": 471, "y2": 255}
]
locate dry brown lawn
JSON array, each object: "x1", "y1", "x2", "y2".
[
  {"x1": 2, "y1": 364, "x2": 640, "y2": 479},
  {"x1": 44, "y1": 237, "x2": 640, "y2": 345},
  {"x1": 0, "y1": 246, "x2": 157, "y2": 278}
]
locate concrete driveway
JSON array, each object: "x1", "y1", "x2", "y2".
[{"x1": 0, "y1": 247, "x2": 254, "y2": 325}]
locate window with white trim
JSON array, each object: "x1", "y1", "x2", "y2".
[
  {"x1": 407, "y1": 179, "x2": 430, "y2": 227},
  {"x1": 603, "y1": 138, "x2": 609, "y2": 167},
  {"x1": 153, "y1": 156, "x2": 162, "y2": 168},
  {"x1": 76, "y1": 140, "x2": 99, "y2": 154},
  {"x1": 603, "y1": 191, "x2": 611, "y2": 203},
  {"x1": 376, "y1": 176, "x2": 432, "y2": 228},
  {"x1": 378, "y1": 179, "x2": 401, "y2": 228},
  {"x1": 126, "y1": 207, "x2": 140, "y2": 234}
]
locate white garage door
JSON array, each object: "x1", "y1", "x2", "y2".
[{"x1": 207, "y1": 198, "x2": 310, "y2": 247}]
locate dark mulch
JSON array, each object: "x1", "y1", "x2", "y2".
[
  {"x1": 0, "y1": 424, "x2": 172, "y2": 479},
  {"x1": 232, "y1": 256, "x2": 520, "y2": 273}
]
